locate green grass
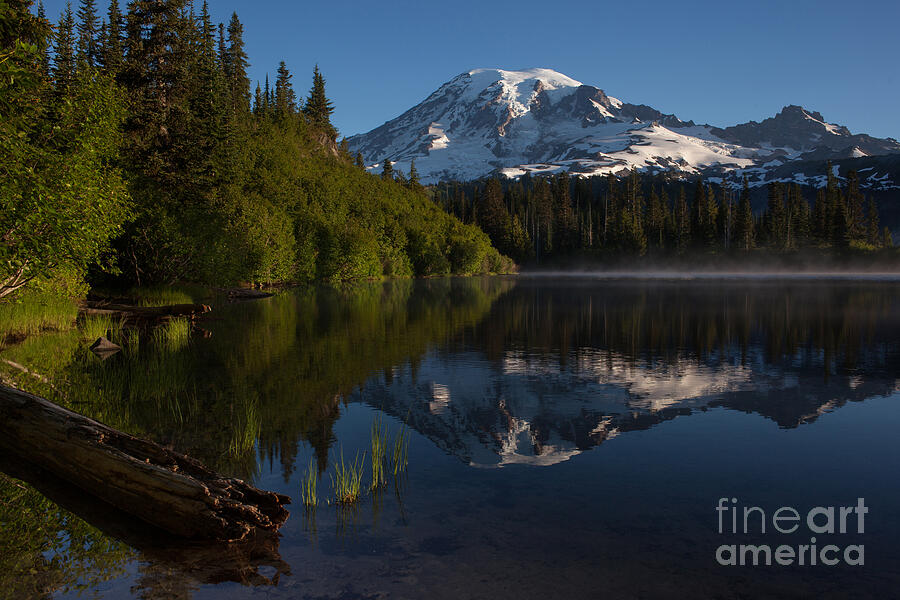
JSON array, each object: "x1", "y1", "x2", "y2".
[
  {"x1": 79, "y1": 314, "x2": 125, "y2": 341},
  {"x1": 127, "y1": 285, "x2": 197, "y2": 307},
  {"x1": 301, "y1": 458, "x2": 318, "y2": 509},
  {"x1": 151, "y1": 318, "x2": 192, "y2": 351},
  {"x1": 330, "y1": 448, "x2": 365, "y2": 505},
  {"x1": 227, "y1": 400, "x2": 261, "y2": 457},
  {"x1": 390, "y1": 425, "x2": 409, "y2": 477},
  {"x1": 370, "y1": 417, "x2": 388, "y2": 490},
  {"x1": 0, "y1": 293, "x2": 78, "y2": 340}
]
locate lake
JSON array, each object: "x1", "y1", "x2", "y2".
[{"x1": 1, "y1": 276, "x2": 899, "y2": 599}]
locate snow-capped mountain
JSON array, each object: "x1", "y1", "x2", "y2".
[{"x1": 346, "y1": 68, "x2": 900, "y2": 185}]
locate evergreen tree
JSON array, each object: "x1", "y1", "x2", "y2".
[
  {"x1": 675, "y1": 185, "x2": 691, "y2": 252},
  {"x1": 274, "y1": 61, "x2": 296, "y2": 118},
  {"x1": 734, "y1": 176, "x2": 754, "y2": 251},
  {"x1": 882, "y1": 227, "x2": 893, "y2": 248},
  {"x1": 99, "y1": 0, "x2": 123, "y2": 73},
  {"x1": 303, "y1": 64, "x2": 336, "y2": 139},
  {"x1": 408, "y1": 158, "x2": 421, "y2": 191},
  {"x1": 36, "y1": 1, "x2": 51, "y2": 76},
  {"x1": 866, "y1": 197, "x2": 881, "y2": 247},
  {"x1": 52, "y1": 3, "x2": 76, "y2": 93},
  {"x1": 845, "y1": 170, "x2": 865, "y2": 241},
  {"x1": 381, "y1": 158, "x2": 393, "y2": 181},
  {"x1": 813, "y1": 188, "x2": 827, "y2": 244},
  {"x1": 225, "y1": 12, "x2": 250, "y2": 115},
  {"x1": 355, "y1": 152, "x2": 365, "y2": 169},
  {"x1": 75, "y1": 0, "x2": 99, "y2": 67}
]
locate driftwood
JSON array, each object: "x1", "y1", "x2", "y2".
[
  {"x1": 80, "y1": 301, "x2": 212, "y2": 322},
  {"x1": 0, "y1": 385, "x2": 290, "y2": 541},
  {"x1": 0, "y1": 456, "x2": 290, "y2": 588}
]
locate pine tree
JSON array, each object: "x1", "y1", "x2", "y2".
[
  {"x1": 882, "y1": 227, "x2": 893, "y2": 248},
  {"x1": 408, "y1": 158, "x2": 421, "y2": 191},
  {"x1": 675, "y1": 185, "x2": 691, "y2": 252},
  {"x1": 381, "y1": 158, "x2": 393, "y2": 181},
  {"x1": 225, "y1": 13, "x2": 250, "y2": 115},
  {"x1": 99, "y1": 0, "x2": 123, "y2": 74},
  {"x1": 866, "y1": 197, "x2": 881, "y2": 247},
  {"x1": 303, "y1": 65, "x2": 336, "y2": 139},
  {"x1": 734, "y1": 176, "x2": 754, "y2": 251},
  {"x1": 253, "y1": 82, "x2": 263, "y2": 115},
  {"x1": 355, "y1": 152, "x2": 365, "y2": 169},
  {"x1": 845, "y1": 170, "x2": 865, "y2": 241},
  {"x1": 53, "y1": 3, "x2": 76, "y2": 93},
  {"x1": 274, "y1": 61, "x2": 296, "y2": 118},
  {"x1": 36, "y1": 1, "x2": 51, "y2": 77},
  {"x1": 75, "y1": 0, "x2": 99, "y2": 67}
]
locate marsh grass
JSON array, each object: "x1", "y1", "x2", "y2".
[
  {"x1": 152, "y1": 318, "x2": 191, "y2": 351},
  {"x1": 0, "y1": 294, "x2": 78, "y2": 340},
  {"x1": 301, "y1": 458, "x2": 318, "y2": 509},
  {"x1": 227, "y1": 400, "x2": 261, "y2": 457},
  {"x1": 390, "y1": 426, "x2": 410, "y2": 477},
  {"x1": 79, "y1": 314, "x2": 125, "y2": 341},
  {"x1": 370, "y1": 417, "x2": 389, "y2": 490},
  {"x1": 330, "y1": 448, "x2": 365, "y2": 505},
  {"x1": 128, "y1": 286, "x2": 197, "y2": 307}
]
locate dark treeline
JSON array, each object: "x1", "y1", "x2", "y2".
[
  {"x1": 1, "y1": 1, "x2": 512, "y2": 301},
  {"x1": 432, "y1": 167, "x2": 894, "y2": 263}
]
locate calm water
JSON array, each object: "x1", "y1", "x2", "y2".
[{"x1": 2, "y1": 276, "x2": 900, "y2": 599}]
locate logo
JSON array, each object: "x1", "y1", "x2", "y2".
[{"x1": 714, "y1": 497, "x2": 867, "y2": 566}]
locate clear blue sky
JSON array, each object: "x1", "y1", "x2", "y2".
[{"x1": 38, "y1": 0, "x2": 900, "y2": 140}]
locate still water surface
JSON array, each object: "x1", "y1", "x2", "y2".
[{"x1": 1, "y1": 276, "x2": 899, "y2": 599}]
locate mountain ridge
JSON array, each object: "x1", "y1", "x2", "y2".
[{"x1": 346, "y1": 68, "x2": 900, "y2": 186}]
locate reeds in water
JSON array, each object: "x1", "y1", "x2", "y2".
[
  {"x1": 152, "y1": 318, "x2": 191, "y2": 351},
  {"x1": 301, "y1": 457, "x2": 318, "y2": 509},
  {"x1": 390, "y1": 426, "x2": 409, "y2": 477},
  {"x1": 79, "y1": 314, "x2": 125, "y2": 340},
  {"x1": 370, "y1": 417, "x2": 389, "y2": 490},
  {"x1": 330, "y1": 448, "x2": 365, "y2": 505}
]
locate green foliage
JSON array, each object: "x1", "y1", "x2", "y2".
[{"x1": 433, "y1": 164, "x2": 890, "y2": 260}]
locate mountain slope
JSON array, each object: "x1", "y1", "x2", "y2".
[{"x1": 347, "y1": 68, "x2": 900, "y2": 185}]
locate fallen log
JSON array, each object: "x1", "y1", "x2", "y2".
[
  {"x1": 0, "y1": 385, "x2": 290, "y2": 541},
  {"x1": 79, "y1": 301, "x2": 212, "y2": 322}
]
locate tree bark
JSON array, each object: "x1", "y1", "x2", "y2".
[{"x1": 0, "y1": 385, "x2": 290, "y2": 541}]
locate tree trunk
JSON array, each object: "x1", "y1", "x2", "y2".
[{"x1": 0, "y1": 385, "x2": 290, "y2": 541}]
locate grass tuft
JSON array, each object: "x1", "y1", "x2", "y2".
[
  {"x1": 79, "y1": 314, "x2": 125, "y2": 341},
  {"x1": 390, "y1": 425, "x2": 409, "y2": 477},
  {"x1": 301, "y1": 457, "x2": 318, "y2": 509},
  {"x1": 370, "y1": 416, "x2": 389, "y2": 490},
  {"x1": 0, "y1": 293, "x2": 78, "y2": 340},
  {"x1": 227, "y1": 400, "x2": 261, "y2": 457},
  {"x1": 128, "y1": 286, "x2": 196, "y2": 307},
  {"x1": 330, "y1": 447, "x2": 365, "y2": 505},
  {"x1": 152, "y1": 318, "x2": 191, "y2": 351}
]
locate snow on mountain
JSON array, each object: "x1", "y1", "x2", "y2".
[{"x1": 346, "y1": 68, "x2": 900, "y2": 185}]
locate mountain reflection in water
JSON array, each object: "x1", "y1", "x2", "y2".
[
  {"x1": 1, "y1": 276, "x2": 898, "y2": 599},
  {"x1": 354, "y1": 279, "x2": 900, "y2": 467}
]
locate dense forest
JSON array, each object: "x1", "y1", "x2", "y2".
[
  {"x1": 431, "y1": 168, "x2": 895, "y2": 263},
  {"x1": 0, "y1": 0, "x2": 513, "y2": 303}
]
